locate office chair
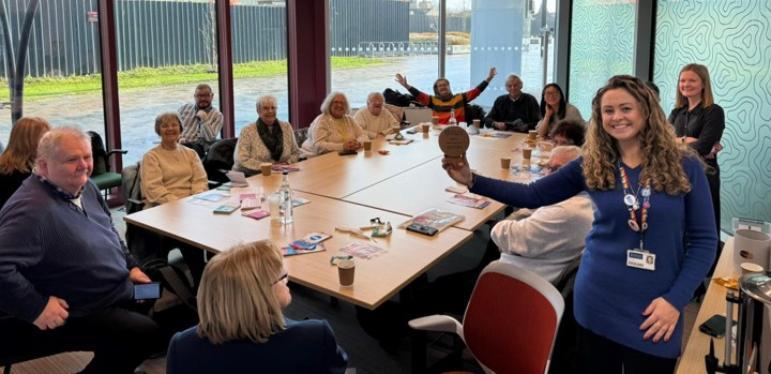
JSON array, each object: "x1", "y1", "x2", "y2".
[
  {"x1": 202, "y1": 137, "x2": 238, "y2": 188},
  {"x1": 88, "y1": 131, "x2": 126, "y2": 199},
  {"x1": 409, "y1": 260, "x2": 565, "y2": 374}
]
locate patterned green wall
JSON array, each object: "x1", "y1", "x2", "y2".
[
  {"x1": 568, "y1": 0, "x2": 637, "y2": 116},
  {"x1": 654, "y1": 1, "x2": 771, "y2": 233}
]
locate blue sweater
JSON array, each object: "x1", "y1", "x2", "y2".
[
  {"x1": 471, "y1": 157, "x2": 716, "y2": 358},
  {"x1": 0, "y1": 176, "x2": 136, "y2": 323},
  {"x1": 167, "y1": 318, "x2": 348, "y2": 374}
]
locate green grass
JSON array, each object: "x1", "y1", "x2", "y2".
[{"x1": 0, "y1": 56, "x2": 384, "y2": 102}]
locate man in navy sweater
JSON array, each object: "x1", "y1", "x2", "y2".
[{"x1": 0, "y1": 127, "x2": 160, "y2": 374}]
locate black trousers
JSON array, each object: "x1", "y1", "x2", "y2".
[
  {"x1": 577, "y1": 324, "x2": 676, "y2": 374},
  {"x1": 1, "y1": 303, "x2": 161, "y2": 374},
  {"x1": 127, "y1": 225, "x2": 206, "y2": 288},
  {"x1": 706, "y1": 163, "x2": 722, "y2": 275}
]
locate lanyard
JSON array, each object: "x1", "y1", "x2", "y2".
[{"x1": 618, "y1": 163, "x2": 651, "y2": 248}]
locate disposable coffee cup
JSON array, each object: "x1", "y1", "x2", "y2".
[
  {"x1": 472, "y1": 119, "x2": 481, "y2": 129},
  {"x1": 422, "y1": 123, "x2": 430, "y2": 134},
  {"x1": 260, "y1": 163, "x2": 272, "y2": 176},
  {"x1": 431, "y1": 117, "x2": 439, "y2": 126},
  {"x1": 501, "y1": 158, "x2": 511, "y2": 169},
  {"x1": 740, "y1": 262, "x2": 764, "y2": 276},
  {"x1": 338, "y1": 259, "x2": 355, "y2": 287},
  {"x1": 528, "y1": 130, "x2": 537, "y2": 141},
  {"x1": 522, "y1": 147, "x2": 532, "y2": 160},
  {"x1": 363, "y1": 140, "x2": 372, "y2": 151}
]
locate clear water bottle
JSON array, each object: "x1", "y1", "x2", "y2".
[
  {"x1": 279, "y1": 171, "x2": 293, "y2": 225},
  {"x1": 448, "y1": 110, "x2": 457, "y2": 126}
]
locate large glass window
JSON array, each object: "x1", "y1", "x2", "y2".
[
  {"x1": 115, "y1": 0, "x2": 220, "y2": 165},
  {"x1": 0, "y1": 0, "x2": 104, "y2": 146},
  {"x1": 654, "y1": 0, "x2": 771, "y2": 232},
  {"x1": 231, "y1": 0, "x2": 288, "y2": 135},
  {"x1": 568, "y1": 0, "x2": 637, "y2": 116},
  {"x1": 329, "y1": 0, "x2": 438, "y2": 112},
  {"x1": 449, "y1": 0, "x2": 556, "y2": 110}
]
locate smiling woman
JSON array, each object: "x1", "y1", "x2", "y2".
[{"x1": 441, "y1": 75, "x2": 717, "y2": 372}]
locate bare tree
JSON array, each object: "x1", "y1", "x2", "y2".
[{"x1": 200, "y1": 0, "x2": 217, "y2": 72}]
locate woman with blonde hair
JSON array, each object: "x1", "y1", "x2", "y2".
[
  {"x1": 0, "y1": 117, "x2": 51, "y2": 209},
  {"x1": 442, "y1": 75, "x2": 716, "y2": 373},
  {"x1": 669, "y1": 63, "x2": 724, "y2": 269},
  {"x1": 300, "y1": 91, "x2": 368, "y2": 156},
  {"x1": 166, "y1": 240, "x2": 348, "y2": 374}
]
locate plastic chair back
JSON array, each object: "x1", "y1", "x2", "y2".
[{"x1": 462, "y1": 261, "x2": 564, "y2": 374}]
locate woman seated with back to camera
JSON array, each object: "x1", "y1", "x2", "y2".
[
  {"x1": 301, "y1": 91, "x2": 368, "y2": 156},
  {"x1": 166, "y1": 240, "x2": 348, "y2": 374},
  {"x1": 0, "y1": 117, "x2": 51, "y2": 210},
  {"x1": 233, "y1": 95, "x2": 301, "y2": 175},
  {"x1": 550, "y1": 118, "x2": 586, "y2": 147},
  {"x1": 137, "y1": 112, "x2": 208, "y2": 284}
]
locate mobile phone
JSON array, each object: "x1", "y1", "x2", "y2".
[
  {"x1": 406, "y1": 129, "x2": 418, "y2": 134},
  {"x1": 338, "y1": 149, "x2": 358, "y2": 156},
  {"x1": 699, "y1": 314, "x2": 731, "y2": 338},
  {"x1": 406, "y1": 223, "x2": 439, "y2": 236},
  {"x1": 133, "y1": 282, "x2": 161, "y2": 301}
]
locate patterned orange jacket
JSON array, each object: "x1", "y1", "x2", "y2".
[{"x1": 408, "y1": 80, "x2": 489, "y2": 124}]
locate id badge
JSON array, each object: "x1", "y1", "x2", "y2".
[{"x1": 626, "y1": 249, "x2": 656, "y2": 271}]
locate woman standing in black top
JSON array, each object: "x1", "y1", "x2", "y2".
[
  {"x1": 669, "y1": 63, "x2": 724, "y2": 264},
  {"x1": 0, "y1": 117, "x2": 51, "y2": 209}
]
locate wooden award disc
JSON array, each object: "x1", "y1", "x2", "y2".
[{"x1": 438, "y1": 126, "x2": 470, "y2": 158}]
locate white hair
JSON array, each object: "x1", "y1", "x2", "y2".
[
  {"x1": 37, "y1": 126, "x2": 90, "y2": 162},
  {"x1": 319, "y1": 91, "x2": 350, "y2": 115},
  {"x1": 550, "y1": 145, "x2": 581, "y2": 162},
  {"x1": 256, "y1": 95, "x2": 278, "y2": 112},
  {"x1": 366, "y1": 92, "x2": 384, "y2": 103}
]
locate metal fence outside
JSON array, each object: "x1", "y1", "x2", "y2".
[{"x1": 0, "y1": 0, "x2": 468, "y2": 79}]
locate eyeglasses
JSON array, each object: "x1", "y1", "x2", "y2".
[{"x1": 273, "y1": 271, "x2": 288, "y2": 285}]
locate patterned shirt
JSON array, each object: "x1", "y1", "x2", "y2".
[{"x1": 178, "y1": 103, "x2": 224, "y2": 144}]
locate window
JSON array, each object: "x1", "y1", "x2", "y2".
[
  {"x1": 231, "y1": 0, "x2": 289, "y2": 135},
  {"x1": 451, "y1": 0, "x2": 557, "y2": 110},
  {"x1": 115, "y1": 0, "x2": 220, "y2": 165},
  {"x1": 568, "y1": 0, "x2": 637, "y2": 116},
  {"x1": 329, "y1": 0, "x2": 437, "y2": 112},
  {"x1": 0, "y1": 0, "x2": 104, "y2": 146}
]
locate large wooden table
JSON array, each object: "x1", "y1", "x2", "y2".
[
  {"x1": 125, "y1": 191, "x2": 471, "y2": 310},
  {"x1": 677, "y1": 238, "x2": 738, "y2": 373},
  {"x1": 125, "y1": 127, "x2": 533, "y2": 309},
  {"x1": 279, "y1": 131, "x2": 441, "y2": 199}
]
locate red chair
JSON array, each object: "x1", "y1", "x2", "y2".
[{"x1": 409, "y1": 260, "x2": 565, "y2": 373}]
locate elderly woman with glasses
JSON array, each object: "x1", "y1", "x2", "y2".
[
  {"x1": 301, "y1": 91, "x2": 368, "y2": 156},
  {"x1": 234, "y1": 95, "x2": 301, "y2": 174},
  {"x1": 166, "y1": 240, "x2": 348, "y2": 374}
]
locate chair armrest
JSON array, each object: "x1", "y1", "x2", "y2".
[
  {"x1": 107, "y1": 149, "x2": 128, "y2": 157},
  {"x1": 408, "y1": 314, "x2": 463, "y2": 336}
]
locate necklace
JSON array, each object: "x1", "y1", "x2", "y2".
[{"x1": 619, "y1": 164, "x2": 651, "y2": 233}]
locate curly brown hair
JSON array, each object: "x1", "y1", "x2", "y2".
[{"x1": 582, "y1": 75, "x2": 694, "y2": 195}]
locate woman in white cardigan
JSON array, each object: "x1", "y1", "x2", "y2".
[
  {"x1": 301, "y1": 91, "x2": 368, "y2": 156},
  {"x1": 234, "y1": 95, "x2": 301, "y2": 174}
]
